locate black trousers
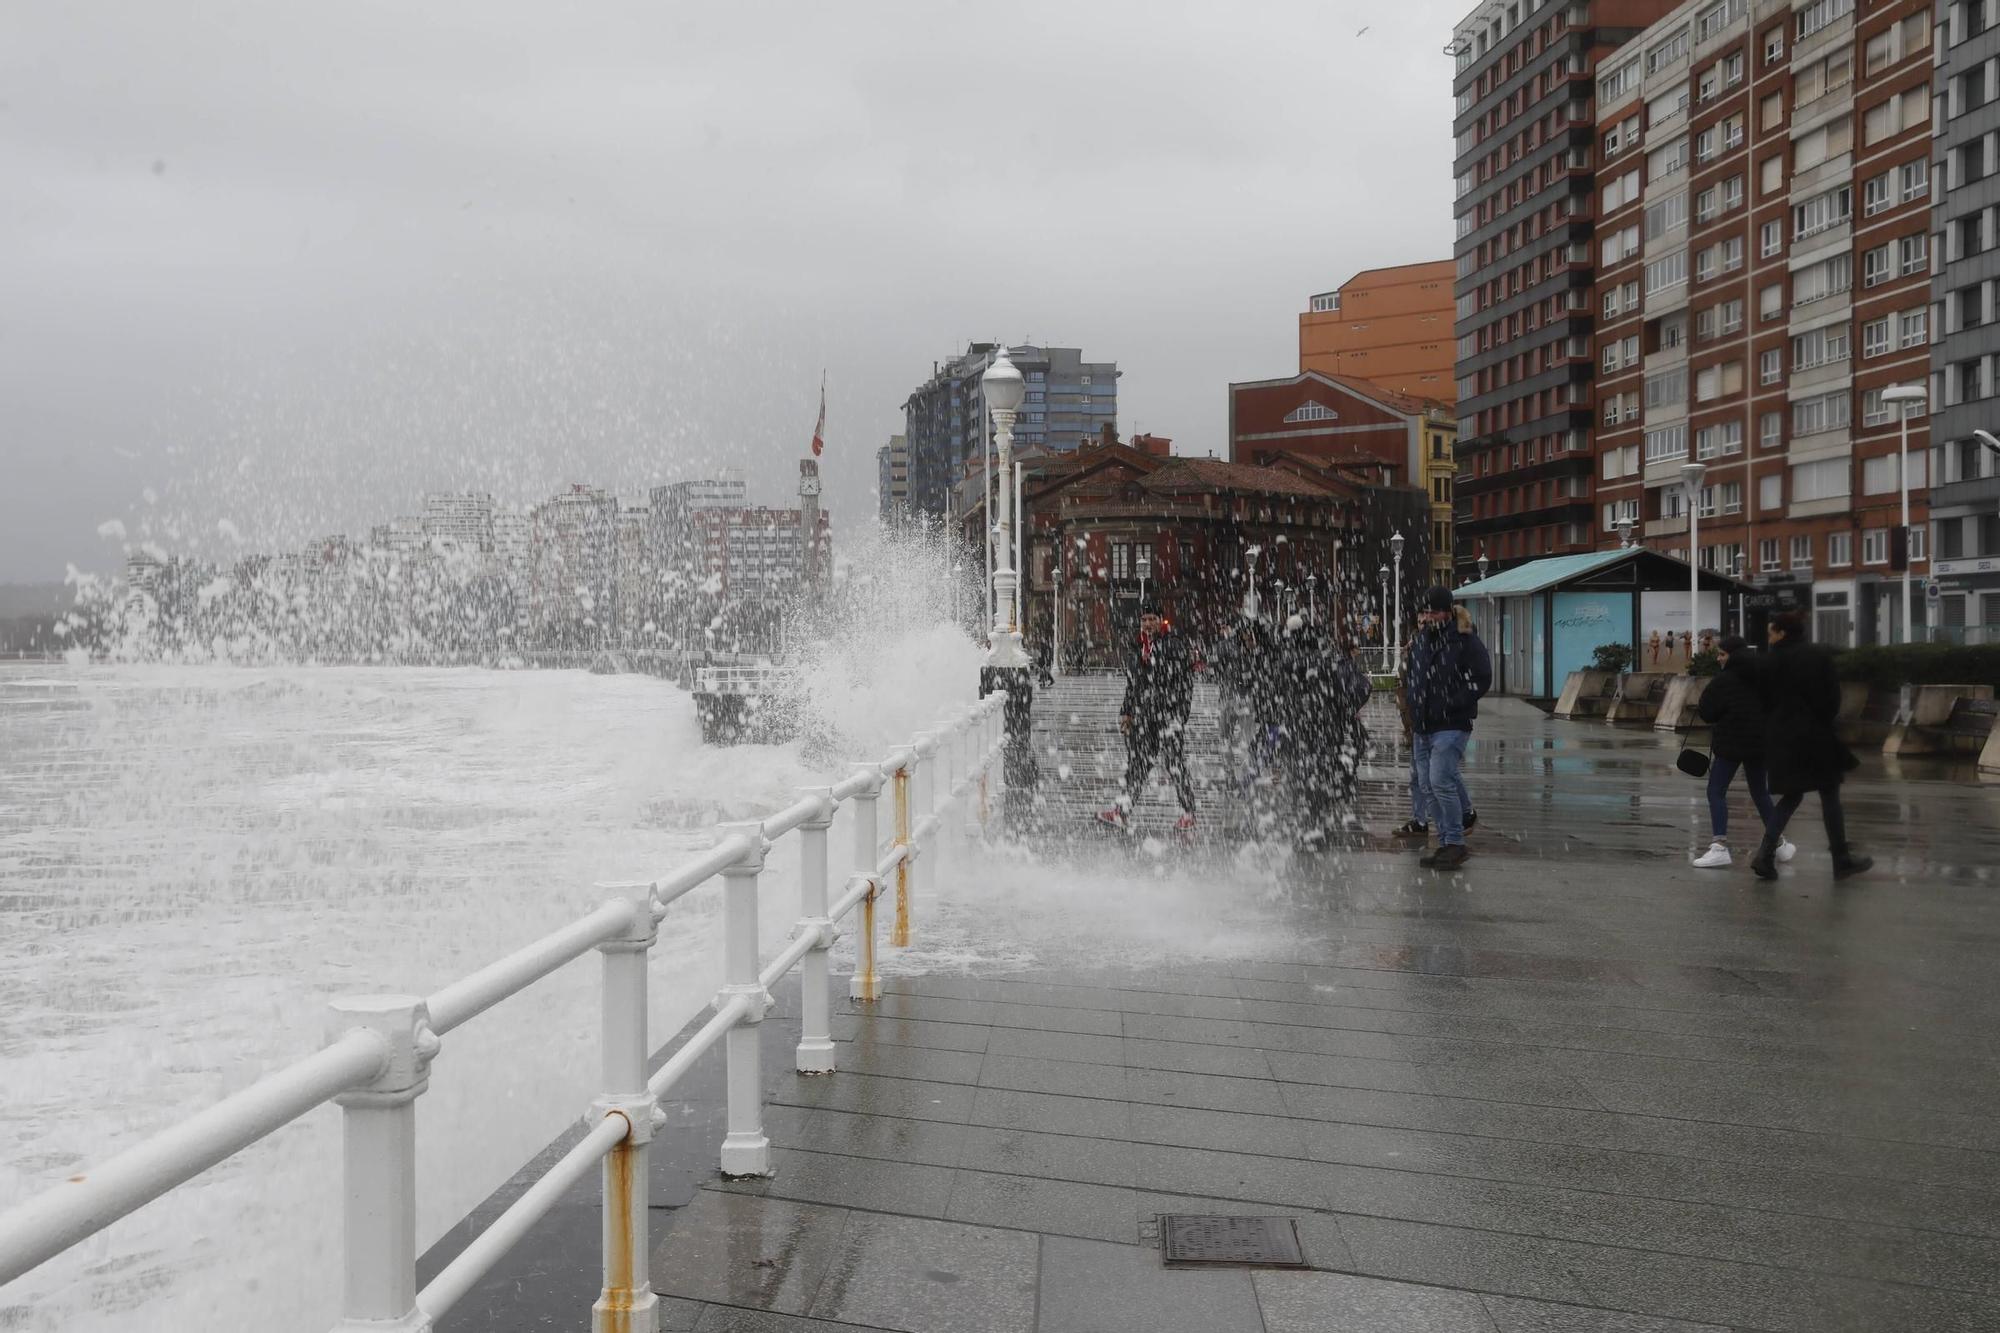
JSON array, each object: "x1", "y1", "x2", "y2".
[
  {"x1": 1757, "y1": 784, "x2": 1849, "y2": 857},
  {"x1": 1124, "y1": 718, "x2": 1196, "y2": 814}
]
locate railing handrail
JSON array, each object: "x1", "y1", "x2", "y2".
[{"x1": 0, "y1": 689, "x2": 1013, "y2": 1333}]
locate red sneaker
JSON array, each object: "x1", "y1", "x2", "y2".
[{"x1": 1097, "y1": 806, "x2": 1128, "y2": 830}]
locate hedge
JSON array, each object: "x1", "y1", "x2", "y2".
[{"x1": 1833, "y1": 644, "x2": 2000, "y2": 693}]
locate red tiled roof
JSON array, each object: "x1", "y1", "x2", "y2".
[{"x1": 1141, "y1": 458, "x2": 1339, "y2": 498}]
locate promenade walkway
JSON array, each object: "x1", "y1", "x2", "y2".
[{"x1": 432, "y1": 695, "x2": 2000, "y2": 1332}]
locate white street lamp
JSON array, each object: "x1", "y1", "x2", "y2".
[
  {"x1": 1883, "y1": 382, "x2": 1928, "y2": 646},
  {"x1": 1245, "y1": 544, "x2": 1263, "y2": 620},
  {"x1": 982, "y1": 349, "x2": 1029, "y2": 668},
  {"x1": 1307, "y1": 572, "x2": 1318, "y2": 622},
  {"x1": 1680, "y1": 461, "x2": 1708, "y2": 661},
  {"x1": 1389, "y1": 531, "x2": 1406, "y2": 672},
  {"x1": 1378, "y1": 563, "x2": 1390, "y2": 654},
  {"x1": 1050, "y1": 562, "x2": 1062, "y2": 678},
  {"x1": 1477, "y1": 551, "x2": 1489, "y2": 582}
]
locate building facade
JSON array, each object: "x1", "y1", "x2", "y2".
[
  {"x1": 877, "y1": 434, "x2": 911, "y2": 521},
  {"x1": 1300, "y1": 260, "x2": 1459, "y2": 402},
  {"x1": 421, "y1": 493, "x2": 495, "y2": 553},
  {"x1": 1590, "y1": 0, "x2": 1934, "y2": 647},
  {"x1": 530, "y1": 484, "x2": 622, "y2": 644},
  {"x1": 901, "y1": 344, "x2": 1118, "y2": 520},
  {"x1": 1929, "y1": 0, "x2": 2000, "y2": 641},
  {"x1": 1450, "y1": 0, "x2": 1685, "y2": 582}
]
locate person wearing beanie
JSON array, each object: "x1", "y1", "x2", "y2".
[
  {"x1": 1403, "y1": 585, "x2": 1491, "y2": 871},
  {"x1": 1691, "y1": 634, "x2": 1794, "y2": 869}
]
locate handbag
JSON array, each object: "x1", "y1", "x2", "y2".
[{"x1": 1675, "y1": 745, "x2": 1710, "y2": 778}]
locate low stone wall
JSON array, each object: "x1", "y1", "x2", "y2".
[
  {"x1": 1883, "y1": 684, "x2": 1997, "y2": 757},
  {"x1": 1605, "y1": 672, "x2": 1676, "y2": 724},
  {"x1": 1553, "y1": 670, "x2": 1620, "y2": 719},
  {"x1": 1653, "y1": 674, "x2": 1712, "y2": 732}
]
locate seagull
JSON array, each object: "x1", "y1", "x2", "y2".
[{"x1": 1357, "y1": 25, "x2": 1371, "y2": 35}]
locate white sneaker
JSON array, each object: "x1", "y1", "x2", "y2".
[
  {"x1": 1774, "y1": 838, "x2": 1797, "y2": 863},
  {"x1": 1692, "y1": 841, "x2": 1732, "y2": 868}
]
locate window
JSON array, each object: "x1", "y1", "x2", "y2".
[
  {"x1": 1722, "y1": 300, "x2": 1744, "y2": 333},
  {"x1": 1759, "y1": 220, "x2": 1781, "y2": 257},
  {"x1": 1646, "y1": 250, "x2": 1688, "y2": 293},
  {"x1": 1602, "y1": 391, "x2": 1640, "y2": 424},
  {"x1": 1645, "y1": 191, "x2": 1688, "y2": 239},
  {"x1": 1722, "y1": 176, "x2": 1743, "y2": 211},
  {"x1": 1795, "y1": 0, "x2": 1853, "y2": 41},
  {"x1": 1791, "y1": 535, "x2": 1814, "y2": 568},
  {"x1": 1760, "y1": 91, "x2": 1784, "y2": 131},
  {"x1": 1862, "y1": 528, "x2": 1888, "y2": 564},
  {"x1": 1598, "y1": 58, "x2": 1640, "y2": 104},
  {"x1": 1764, "y1": 28, "x2": 1784, "y2": 64},
  {"x1": 1793, "y1": 325, "x2": 1850, "y2": 370},
  {"x1": 1793, "y1": 120, "x2": 1853, "y2": 173},
  {"x1": 1646, "y1": 26, "x2": 1691, "y2": 75},
  {"x1": 1760, "y1": 474, "x2": 1783, "y2": 509},
  {"x1": 1793, "y1": 185, "x2": 1852, "y2": 240},
  {"x1": 1694, "y1": 362, "x2": 1743, "y2": 401},
  {"x1": 1900, "y1": 234, "x2": 1928, "y2": 276},
  {"x1": 1863, "y1": 451, "x2": 1928, "y2": 493},
  {"x1": 1645, "y1": 366, "x2": 1687, "y2": 410},
  {"x1": 1659, "y1": 313, "x2": 1686, "y2": 349},
  {"x1": 1760, "y1": 349, "x2": 1782, "y2": 384},
  {"x1": 1603, "y1": 168, "x2": 1644, "y2": 211},
  {"x1": 1647, "y1": 424, "x2": 1689, "y2": 461},
  {"x1": 1650, "y1": 86, "x2": 1690, "y2": 127},
  {"x1": 1912, "y1": 527, "x2": 1927, "y2": 562},
  {"x1": 1760, "y1": 284, "x2": 1783, "y2": 320},
  {"x1": 1861, "y1": 387, "x2": 1896, "y2": 425},
  {"x1": 1864, "y1": 88, "x2": 1930, "y2": 146},
  {"x1": 1284, "y1": 401, "x2": 1339, "y2": 422},
  {"x1": 1792, "y1": 391, "x2": 1851, "y2": 436},
  {"x1": 1760, "y1": 412, "x2": 1782, "y2": 449},
  {"x1": 1862, "y1": 317, "x2": 1891, "y2": 359},
  {"x1": 1697, "y1": 0, "x2": 1747, "y2": 43},
  {"x1": 1760, "y1": 154, "x2": 1784, "y2": 195},
  {"x1": 1760, "y1": 537, "x2": 1782, "y2": 571},
  {"x1": 1650, "y1": 136, "x2": 1689, "y2": 180},
  {"x1": 1828, "y1": 531, "x2": 1852, "y2": 566},
  {"x1": 1793, "y1": 457, "x2": 1852, "y2": 502},
  {"x1": 1791, "y1": 254, "x2": 1851, "y2": 306},
  {"x1": 1863, "y1": 242, "x2": 1893, "y2": 287},
  {"x1": 1695, "y1": 126, "x2": 1719, "y2": 162},
  {"x1": 1901, "y1": 307, "x2": 1929, "y2": 349},
  {"x1": 1695, "y1": 185, "x2": 1718, "y2": 223},
  {"x1": 1902, "y1": 159, "x2": 1929, "y2": 203},
  {"x1": 1697, "y1": 421, "x2": 1745, "y2": 458},
  {"x1": 1720, "y1": 482, "x2": 1744, "y2": 515},
  {"x1": 1722, "y1": 114, "x2": 1743, "y2": 150},
  {"x1": 1795, "y1": 50, "x2": 1853, "y2": 106},
  {"x1": 1601, "y1": 224, "x2": 1641, "y2": 264},
  {"x1": 1864, "y1": 171, "x2": 1895, "y2": 217}
]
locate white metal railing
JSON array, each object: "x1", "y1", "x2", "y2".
[{"x1": 0, "y1": 691, "x2": 1010, "y2": 1333}]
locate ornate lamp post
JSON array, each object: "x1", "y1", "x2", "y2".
[
  {"x1": 978, "y1": 349, "x2": 1034, "y2": 823},
  {"x1": 1378, "y1": 563, "x2": 1389, "y2": 654},
  {"x1": 1477, "y1": 551, "x2": 1490, "y2": 581},
  {"x1": 1390, "y1": 531, "x2": 1406, "y2": 671},
  {"x1": 1307, "y1": 572, "x2": 1318, "y2": 623}
]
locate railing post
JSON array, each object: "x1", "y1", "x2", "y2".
[
  {"x1": 591, "y1": 882, "x2": 660, "y2": 1333},
  {"x1": 848, "y1": 764, "x2": 885, "y2": 1002},
  {"x1": 715, "y1": 822, "x2": 773, "y2": 1177},
  {"x1": 327, "y1": 994, "x2": 440, "y2": 1333},
  {"x1": 795, "y1": 787, "x2": 838, "y2": 1074},
  {"x1": 891, "y1": 753, "x2": 913, "y2": 948},
  {"x1": 932, "y1": 720, "x2": 957, "y2": 871},
  {"x1": 901, "y1": 732, "x2": 937, "y2": 947}
]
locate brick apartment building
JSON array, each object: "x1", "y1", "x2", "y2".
[
  {"x1": 1449, "y1": 0, "x2": 1686, "y2": 582},
  {"x1": 1300, "y1": 261, "x2": 1459, "y2": 403},
  {"x1": 1591, "y1": 0, "x2": 1933, "y2": 646}
]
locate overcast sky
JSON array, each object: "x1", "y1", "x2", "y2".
[{"x1": 1, "y1": 0, "x2": 1462, "y2": 583}]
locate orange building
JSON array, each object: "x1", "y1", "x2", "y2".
[{"x1": 1299, "y1": 260, "x2": 1456, "y2": 405}]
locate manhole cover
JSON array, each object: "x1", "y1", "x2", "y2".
[{"x1": 1157, "y1": 1214, "x2": 1306, "y2": 1268}]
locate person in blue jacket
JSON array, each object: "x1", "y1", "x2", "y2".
[{"x1": 1403, "y1": 585, "x2": 1493, "y2": 870}]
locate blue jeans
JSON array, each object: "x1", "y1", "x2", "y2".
[
  {"x1": 1707, "y1": 756, "x2": 1776, "y2": 840},
  {"x1": 1415, "y1": 730, "x2": 1472, "y2": 845},
  {"x1": 1409, "y1": 747, "x2": 1472, "y2": 824}
]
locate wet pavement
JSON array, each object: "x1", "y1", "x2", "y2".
[{"x1": 433, "y1": 697, "x2": 2000, "y2": 1332}]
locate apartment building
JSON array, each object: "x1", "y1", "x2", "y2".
[
  {"x1": 1449, "y1": 0, "x2": 1686, "y2": 581},
  {"x1": 1300, "y1": 261, "x2": 1458, "y2": 402},
  {"x1": 1929, "y1": 0, "x2": 2000, "y2": 640},
  {"x1": 1591, "y1": 0, "x2": 1934, "y2": 646}
]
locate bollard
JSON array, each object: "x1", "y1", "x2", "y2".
[
  {"x1": 328, "y1": 994, "x2": 440, "y2": 1333},
  {"x1": 891, "y1": 755, "x2": 913, "y2": 948},
  {"x1": 715, "y1": 822, "x2": 773, "y2": 1177},
  {"x1": 794, "y1": 787, "x2": 837, "y2": 1075},
  {"x1": 591, "y1": 882, "x2": 660, "y2": 1333},
  {"x1": 848, "y1": 765, "x2": 885, "y2": 1002}
]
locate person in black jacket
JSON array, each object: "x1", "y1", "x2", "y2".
[
  {"x1": 1404, "y1": 586, "x2": 1493, "y2": 871},
  {"x1": 1279, "y1": 613, "x2": 1373, "y2": 852},
  {"x1": 1748, "y1": 610, "x2": 1870, "y2": 880},
  {"x1": 1690, "y1": 635, "x2": 1793, "y2": 869},
  {"x1": 1098, "y1": 599, "x2": 1198, "y2": 833}
]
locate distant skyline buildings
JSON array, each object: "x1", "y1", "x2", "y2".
[{"x1": 900, "y1": 343, "x2": 1119, "y2": 520}]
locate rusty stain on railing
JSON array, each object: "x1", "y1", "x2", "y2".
[
  {"x1": 891, "y1": 765, "x2": 911, "y2": 948},
  {"x1": 856, "y1": 876, "x2": 881, "y2": 1002},
  {"x1": 598, "y1": 1111, "x2": 639, "y2": 1333}
]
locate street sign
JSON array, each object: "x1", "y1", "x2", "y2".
[{"x1": 1926, "y1": 579, "x2": 1941, "y2": 603}]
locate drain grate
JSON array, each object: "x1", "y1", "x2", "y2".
[{"x1": 1156, "y1": 1214, "x2": 1307, "y2": 1268}]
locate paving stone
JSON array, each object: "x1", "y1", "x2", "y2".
[
  {"x1": 1478, "y1": 1294, "x2": 1730, "y2": 1332},
  {"x1": 652, "y1": 1191, "x2": 850, "y2": 1315},
  {"x1": 956, "y1": 1125, "x2": 1136, "y2": 1188},
  {"x1": 829, "y1": 1013, "x2": 991, "y2": 1053},
  {"x1": 1334, "y1": 1212, "x2": 1595, "y2": 1305},
  {"x1": 1253, "y1": 1268, "x2": 1500, "y2": 1332},
  {"x1": 720, "y1": 1148, "x2": 957, "y2": 1219},
  {"x1": 693, "y1": 1307, "x2": 904, "y2": 1332},
  {"x1": 771, "y1": 1073, "x2": 975, "y2": 1124},
  {"x1": 966, "y1": 1087, "x2": 1133, "y2": 1139},
  {"x1": 806, "y1": 1210, "x2": 1039, "y2": 1333},
  {"x1": 944, "y1": 1168, "x2": 1142, "y2": 1243},
  {"x1": 1128, "y1": 1142, "x2": 1329, "y2": 1210},
  {"x1": 762, "y1": 1105, "x2": 969, "y2": 1170},
  {"x1": 1037, "y1": 1236, "x2": 1263, "y2": 1333},
  {"x1": 1126, "y1": 1102, "x2": 1310, "y2": 1159},
  {"x1": 982, "y1": 1025, "x2": 1127, "y2": 1066}
]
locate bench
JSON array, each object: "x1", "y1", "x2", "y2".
[{"x1": 1882, "y1": 684, "x2": 1997, "y2": 758}]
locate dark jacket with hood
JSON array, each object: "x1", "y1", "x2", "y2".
[
  {"x1": 1404, "y1": 618, "x2": 1493, "y2": 735},
  {"x1": 1756, "y1": 636, "x2": 1857, "y2": 795},
  {"x1": 1696, "y1": 653, "x2": 1766, "y2": 763}
]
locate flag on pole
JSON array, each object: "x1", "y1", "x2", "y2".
[{"x1": 810, "y1": 371, "x2": 826, "y2": 457}]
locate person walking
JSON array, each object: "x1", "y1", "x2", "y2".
[
  {"x1": 1097, "y1": 597, "x2": 1198, "y2": 835},
  {"x1": 1749, "y1": 610, "x2": 1870, "y2": 880},
  {"x1": 1404, "y1": 587, "x2": 1491, "y2": 870},
  {"x1": 1279, "y1": 613, "x2": 1372, "y2": 852},
  {"x1": 1690, "y1": 635, "x2": 1794, "y2": 868},
  {"x1": 1392, "y1": 614, "x2": 1476, "y2": 840}
]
